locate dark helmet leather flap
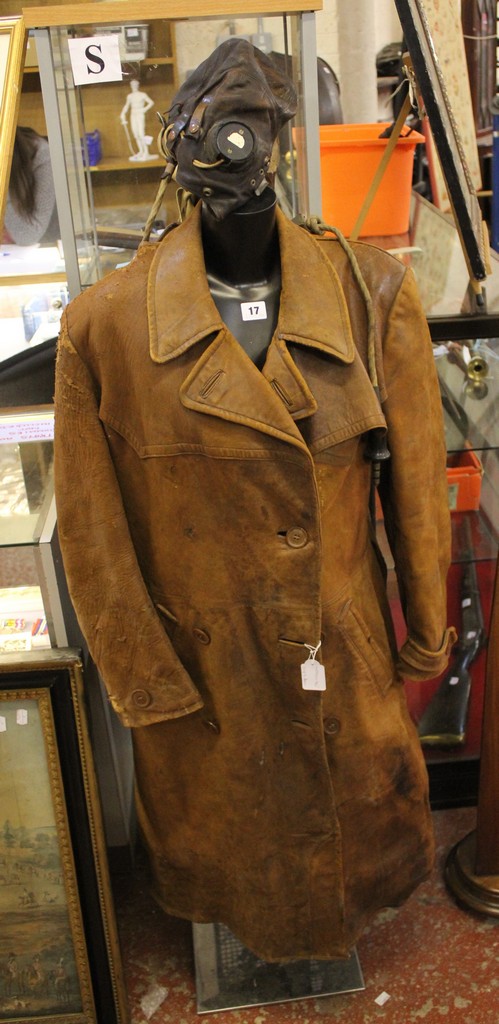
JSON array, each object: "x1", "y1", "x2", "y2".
[{"x1": 161, "y1": 38, "x2": 297, "y2": 218}]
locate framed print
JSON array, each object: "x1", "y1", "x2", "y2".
[
  {"x1": 417, "y1": 0, "x2": 482, "y2": 213},
  {"x1": 0, "y1": 16, "x2": 27, "y2": 231},
  {"x1": 0, "y1": 649, "x2": 128, "y2": 1024},
  {"x1": 394, "y1": 0, "x2": 489, "y2": 287}
]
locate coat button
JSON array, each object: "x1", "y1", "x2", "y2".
[
  {"x1": 285, "y1": 527, "x2": 308, "y2": 548},
  {"x1": 323, "y1": 716, "x2": 341, "y2": 736},
  {"x1": 193, "y1": 627, "x2": 211, "y2": 645},
  {"x1": 131, "y1": 689, "x2": 152, "y2": 709}
]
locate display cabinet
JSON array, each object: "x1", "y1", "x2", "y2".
[
  {"x1": 19, "y1": 16, "x2": 179, "y2": 211},
  {"x1": 406, "y1": 342, "x2": 497, "y2": 807},
  {"x1": 0, "y1": 406, "x2": 63, "y2": 652},
  {"x1": 0, "y1": 405, "x2": 135, "y2": 847},
  {"x1": 0, "y1": 8, "x2": 68, "y2": 373},
  {"x1": 1, "y1": 1, "x2": 322, "y2": 387},
  {"x1": 0, "y1": 229, "x2": 68, "y2": 390},
  {"x1": 23, "y1": 1, "x2": 322, "y2": 296},
  {"x1": 371, "y1": 192, "x2": 499, "y2": 807}
]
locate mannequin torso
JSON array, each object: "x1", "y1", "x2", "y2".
[{"x1": 201, "y1": 189, "x2": 281, "y2": 367}]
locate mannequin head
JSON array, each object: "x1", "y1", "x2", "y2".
[{"x1": 159, "y1": 38, "x2": 297, "y2": 219}]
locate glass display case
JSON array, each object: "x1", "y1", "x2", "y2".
[
  {"x1": 370, "y1": 193, "x2": 499, "y2": 806},
  {"x1": 0, "y1": 403, "x2": 136, "y2": 851},
  {"x1": 0, "y1": 277, "x2": 67, "y2": 408},
  {"x1": 0, "y1": 406, "x2": 66, "y2": 652},
  {"x1": 24, "y1": 1, "x2": 322, "y2": 296},
  {"x1": 406, "y1": 341, "x2": 498, "y2": 806},
  {"x1": 371, "y1": 191, "x2": 499, "y2": 327}
]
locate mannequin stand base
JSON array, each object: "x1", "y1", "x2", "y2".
[
  {"x1": 193, "y1": 922, "x2": 364, "y2": 1014},
  {"x1": 445, "y1": 830, "x2": 499, "y2": 916}
]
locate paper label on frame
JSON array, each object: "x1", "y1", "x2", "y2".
[{"x1": 0, "y1": 415, "x2": 54, "y2": 444}]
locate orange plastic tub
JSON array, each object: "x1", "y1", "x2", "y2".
[
  {"x1": 375, "y1": 449, "x2": 483, "y2": 520},
  {"x1": 446, "y1": 449, "x2": 483, "y2": 512},
  {"x1": 318, "y1": 122, "x2": 425, "y2": 237}
]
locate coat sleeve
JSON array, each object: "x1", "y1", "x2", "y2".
[
  {"x1": 378, "y1": 266, "x2": 457, "y2": 680},
  {"x1": 54, "y1": 313, "x2": 204, "y2": 726}
]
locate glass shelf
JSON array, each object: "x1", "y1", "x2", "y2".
[{"x1": 437, "y1": 338, "x2": 499, "y2": 453}]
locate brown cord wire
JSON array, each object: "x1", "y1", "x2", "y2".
[{"x1": 299, "y1": 216, "x2": 378, "y2": 390}]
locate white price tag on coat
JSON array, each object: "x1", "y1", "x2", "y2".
[
  {"x1": 240, "y1": 301, "x2": 267, "y2": 322},
  {"x1": 301, "y1": 641, "x2": 326, "y2": 691},
  {"x1": 301, "y1": 659, "x2": 326, "y2": 691}
]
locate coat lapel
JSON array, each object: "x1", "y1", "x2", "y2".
[
  {"x1": 180, "y1": 330, "x2": 308, "y2": 449},
  {"x1": 147, "y1": 204, "x2": 386, "y2": 451}
]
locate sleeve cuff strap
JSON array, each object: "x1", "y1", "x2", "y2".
[
  {"x1": 108, "y1": 675, "x2": 204, "y2": 727},
  {"x1": 397, "y1": 626, "x2": 458, "y2": 682}
]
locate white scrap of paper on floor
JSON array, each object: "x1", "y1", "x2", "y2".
[
  {"x1": 140, "y1": 985, "x2": 169, "y2": 1020},
  {"x1": 375, "y1": 990, "x2": 391, "y2": 1006}
]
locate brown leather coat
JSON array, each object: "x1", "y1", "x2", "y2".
[{"x1": 54, "y1": 205, "x2": 455, "y2": 962}]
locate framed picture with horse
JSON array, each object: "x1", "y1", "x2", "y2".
[{"x1": 0, "y1": 650, "x2": 128, "y2": 1024}]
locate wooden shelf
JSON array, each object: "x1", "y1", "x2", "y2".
[
  {"x1": 24, "y1": 1, "x2": 322, "y2": 29},
  {"x1": 88, "y1": 157, "x2": 164, "y2": 172},
  {"x1": 22, "y1": 59, "x2": 174, "y2": 73},
  {"x1": 0, "y1": 272, "x2": 67, "y2": 287},
  {"x1": 142, "y1": 57, "x2": 174, "y2": 66}
]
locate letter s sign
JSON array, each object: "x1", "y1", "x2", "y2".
[
  {"x1": 68, "y1": 35, "x2": 123, "y2": 86},
  {"x1": 85, "y1": 44, "x2": 105, "y2": 75}
]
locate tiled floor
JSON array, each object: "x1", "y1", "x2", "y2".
[{"x1": 112, "y1": 805, "x2": 499, "y2": 1023}]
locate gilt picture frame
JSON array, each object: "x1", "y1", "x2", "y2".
[
  {"x1": 0, "y1": 16, "x2": 27, "y2": 232},
  {"x1": 393, "y1": 0, "x2": 489, "y2": 287},
  {"x1": 0, "y1": 649, "x2": 128, "y2": 1024}
]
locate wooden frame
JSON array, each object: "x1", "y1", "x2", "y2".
[
  {"x1": 0, "y1": 650, "x2": 128, "y2": 1024},
  {"x1": 0, "y1": 16, "x2": 27, "y2": 232},
  {"x1": 394, "y1": 0, "x2": 489, "y2": 289},
  {"x1": 22, "y1": 1, "x2": 322, "y2": 28}
]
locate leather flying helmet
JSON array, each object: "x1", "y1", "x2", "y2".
[{"x1": 158, "y1": 38, "x2": 297, "y2": 219}]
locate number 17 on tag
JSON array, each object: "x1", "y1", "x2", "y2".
[{"x1": 240, "y1": 301, "x2": 267, "y2": 322}]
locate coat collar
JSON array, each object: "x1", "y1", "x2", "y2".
[
  {"x1": 148, "y1": 203, "x2": 355, "y2": 366},
  {"x1": 147, "y1": 204, "x2": 385, "y2": 450}
]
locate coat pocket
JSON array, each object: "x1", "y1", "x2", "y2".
[
  {"x1": 335, "y1": 597, "x2": 395, "y2": 697},
  {"x1": 151, "y1": 596, "x2": 179, "y2": 640}
]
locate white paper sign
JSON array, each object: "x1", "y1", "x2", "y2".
[
  {"x1": 68, "y1": 35, "x2": 123, "y2": 86},
  {"x1": 0, "y1": 415, "x2": 54, "y2": 444},
  {"x1": 240, "y1": 301, "x2": 267, "y2": 322},
  {"x1": 16, "y1": 709, "x2": 28, "y2": 725}
]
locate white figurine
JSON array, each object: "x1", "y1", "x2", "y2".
[{"x1": 120, "y1": 79, "x2": 155, "y2": 162}]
